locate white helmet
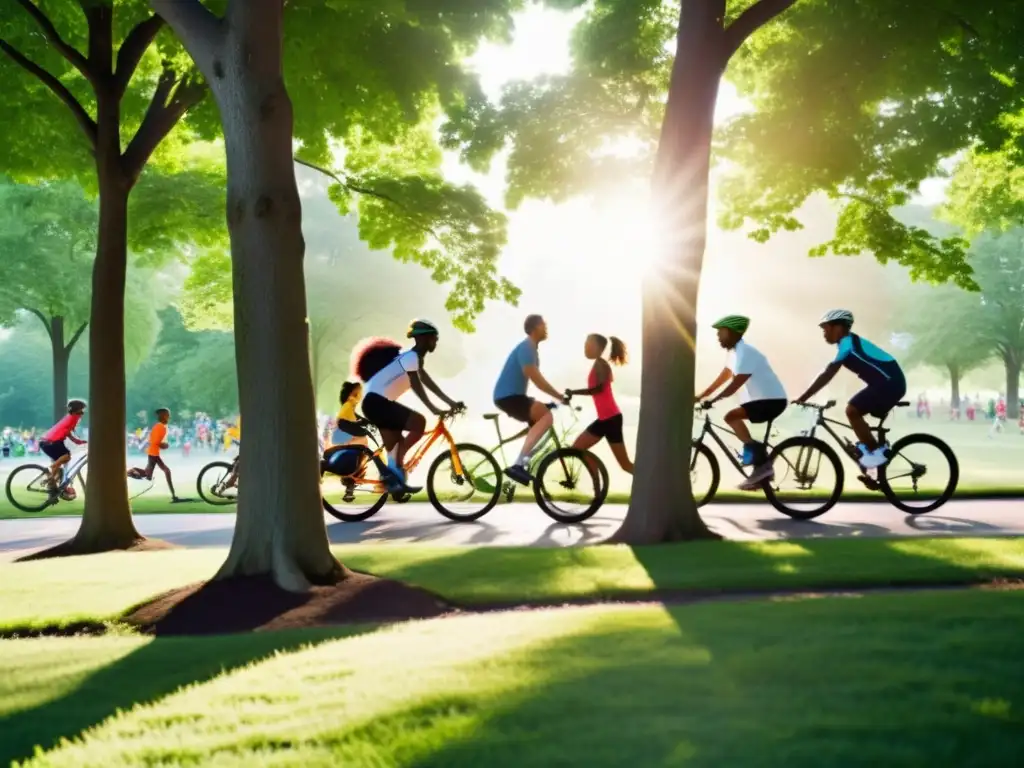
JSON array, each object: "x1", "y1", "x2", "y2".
[{"x1": 819, "y1": 309, "x2": 854, "y2": 326}]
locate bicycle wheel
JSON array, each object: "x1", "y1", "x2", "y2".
[
  {"x1": 322, "y1": 448, "x2": 389, "y2": 522},
  {"x1": 427, "y1": 443, "x2": 502, "y2": 522},
  {"x1": 878, "y1": 433, "x2": 959, "y2": 514},
  {"x1": 534, "y1": 448, "x2": 609, "y2": 524},
  {"x1": 763, "y1": 436, "x2": 844, "y2": 520},
  {"x1": 5, "y1": 464, "x2": 55, "y2": 513},
  {"x1": 691, "y1": 442, "x2": 719, "y2": 507},
  {"x1": 196, "y1": 461, "x2": 238, "y2": 505}
]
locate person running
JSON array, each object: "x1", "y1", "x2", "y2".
[
  {"x1": 989, "y1": 395, "x2": 1007, "y2": 438},
  {"x1": 128, "y1": 408, "x2": 181, "y2": 501},
  {"x1": 356, "y1": 319, "x2": 463, "y2": 493},
  {"x1": 696, "y1": 315, "x2": 787, "y2": 489},
  {"x1": 493, "y1": 314, "x2": 567, "y2": 485},
  {"x1": 39, "y1": 399, "x2": 88, "y2": 489},
  {"x1": 795, "y1": 309, "x2": 906, "y2": 469},
  {"x1": 566, "y1": 333, "x2": 634, "y2": 473}
]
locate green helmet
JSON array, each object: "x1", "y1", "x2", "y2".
[
  {"x1": 406, "y1": 318, "x2": 439, "y2": 338},
  {"x1": 712, "y1": 315, "x2": 750, "y2": 334}
]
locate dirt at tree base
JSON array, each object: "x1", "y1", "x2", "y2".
[
  {"x1": 124, "y1": 569, "x2": 454, "y2": 636},
  {"x1": 16, "y1": 536, "x2": 175, "y2": 562}
]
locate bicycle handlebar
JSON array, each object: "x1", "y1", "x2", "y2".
[{"x1": 792, "y1": 399, "x2": 836, "y2": 411}]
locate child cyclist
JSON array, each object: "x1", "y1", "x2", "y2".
[
  {"x1": 795, "y1": 309, "x2": 906, "y2": 469},
  {"x1": 39, "y1": 399, "x2": 88, "y2": 489},
  {"x1": 128, "y1": 408, "x2": 182, "y2": 501},
  {"x1": 695, "y1": 315, "x2": 787, "y2": 489},
  {"x1": 565, "y1": 333, "x2": 634, "y2": 474}
]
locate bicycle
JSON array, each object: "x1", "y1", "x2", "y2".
[
  {"x1": 688, "y1": 402, "x2": 783, "y2": 507},
  {"x1": 196, "y1": 454, "x2": 239, "y2": 506},
  {"x1": 764, "y1": 399, "x2": 959, "y2": 519},
  {"x1": 5, "y1": 450, "x2": 88, "y2": 512},
  {"x1": 321, "y1": 405, "x2": 502, "y2": 524}
]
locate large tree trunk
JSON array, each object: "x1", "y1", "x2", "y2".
[
  {"x1": 203, "y1": 1, "x2": 340, "y2": 591},
  {"x1": 947, "y1": 363, "x2": 960, "y2": 409},
  {"x1": 1004, "y1": 353, "x2": 1020, "y2": 420},
  {"x1": 50, "y1": 317, "x2": 69, "y2": 424},
  {"x1": 68, "y1": 81, "x2": 143, "y2": 553},
  {"x1": 611, "y1": 1, "x2": 726, "y2": 543}
]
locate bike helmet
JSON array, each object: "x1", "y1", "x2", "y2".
[
  {"x1": 67, "y1": 398, "x2": 87, "y2": 412},
  {"x1": 819, "y1": 309, "x2": 854, "y2": 326},
  {"x1": 406, "y1": 318, "x2": 439, "y2": 338},
  {"x1": 711, "y1": 315, "x2": 750, "y2": 333}
]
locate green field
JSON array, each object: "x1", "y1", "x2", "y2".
[{"x1": 2, "y1": 590, "x2": 1022, "y2": 766}]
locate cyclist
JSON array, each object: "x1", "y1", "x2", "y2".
[
  {"x1": 357, "y1": 319, "x2": 463, "y2": 493},
  {"x1": 493, "y1": 314, "x2": 567, "y2": 485},
  {"x1": 331, "y1": 381, "x2": 368, "y2": 448},
  {"x1": 795, "y1": 309, "x2": 906, "y2": 469},
  {"x1": 695, "y1": 315, "x2": 787, "y2": 489},
  {"x1": 39, "y1": 398, "x2": 88, "y2": 489},
  {"x1": 566, "y1": 333, "x2": 633, "y2": 473}
]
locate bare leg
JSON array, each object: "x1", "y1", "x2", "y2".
[
  {"x1": 845, "y1": 404, "x2": 878, "y2": 451},
  {"x1": 395, "y1": 412, "x2": 427, "y2": 468},
  {"x1": 517, "y1": 402, "x2": 554, "y2": 463},
  {"x1": 609, "y1": 442, "x2": 634, "y2": 474},
  {"x1": 48, "y1": 455, "x2": 70, "y2": 486},
  {"x1": 162, "y1": 466, "x2": 177, "y2": 499},
  {"x1": 724, "y1": 408, "x2": 753, "y2": 445}
]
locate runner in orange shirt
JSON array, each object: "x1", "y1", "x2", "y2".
[{"x1": 128, "y1": 408, "x2": 181, "y2": 501}]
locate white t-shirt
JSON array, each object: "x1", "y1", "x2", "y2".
[
  {"x1": 365, "y1": 348, "x2": 420, "y2": 400},
  {"x1": 726, "y1": 340, "x2": 786, "y2": 404}
]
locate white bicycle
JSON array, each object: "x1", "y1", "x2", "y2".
[{"x1": 5, "y1": 450, "x2": 89, "y2": 512}]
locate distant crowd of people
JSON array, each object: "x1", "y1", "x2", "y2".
[{"x1": 911, "y1": 392, "x2": 1023, "y2": 435}]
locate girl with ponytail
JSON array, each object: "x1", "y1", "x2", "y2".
[{"x1": 566, "y1": 334, "x2": 634, "y2": 473}]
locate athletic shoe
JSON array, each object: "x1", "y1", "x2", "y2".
[
  {"x1": 738, "y1": 462, "x2": 774, "y2": 490},
  {"x1": 504, "y1": 464, "x2": 533, "y2": 486}
]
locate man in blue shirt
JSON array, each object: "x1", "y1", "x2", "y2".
[
  {"x1": 795, "y1": 309, "x2": 907, "y2": 468},
  {"x1": 493, "y1": 314, "x2": 567, "y2": 484}
]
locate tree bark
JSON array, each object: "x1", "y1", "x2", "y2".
[
  {"x1": 163, "y1": 0, "x2": 340, "y2": 590},
  {"x1": 72, "y1": 92, "x2": 143, "y2": 551},
  {"x1": 610, "y1": 1, "x2": 728, "y2": 544},
  {"x1": 947, "y1": 363, "x2": 960, "y2": 409},
  {"x1": 1004, "y1": 353, "x2": 1020, "y2": 420},
  {"x1": 50, "y1": 317, "x2": 68, "y2": 423}
]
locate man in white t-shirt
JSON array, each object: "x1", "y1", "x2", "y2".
[
  {"x1": 695, "y1": 315, "x2": 787, "y2": 488},
  {"x1": 360, "y1": 319, "x2": 463, "y2": 493}
]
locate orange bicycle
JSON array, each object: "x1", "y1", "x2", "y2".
[{"x1": 320, "y1": 406, "x2": 502, "y2": 523}]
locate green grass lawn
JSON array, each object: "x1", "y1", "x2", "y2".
[
  {"x1": 2, "y1": 537, "x2": 1023, "y2": 633},
  {"x1": 2, "y1": 590, "x2": 1022, "y2": 766}
]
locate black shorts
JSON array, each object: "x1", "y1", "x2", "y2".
[
  {"x1": 849, "y1": 376, "x2": 907, "y2": 418},
  {"x1": 585, "y1": 413, "x2": 624, "y2": 444},
  {"x1": 146, "y1": 455, "x2": 168, "y2": 473},
  {"x1": 40, "y1": 440, "x2": 69, "y2": 461},
  {"x1": 362, "y1": 393, "x2": 416, "y2": 432},
  {"x1": 741, "y1": 399, "x2": 788, "y2": 424},
  {"x1": 495, "y1": 395, "x2": 537, "y2": 424}
]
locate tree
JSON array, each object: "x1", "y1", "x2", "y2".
[
  {"x1": 899, "y1": 283, "x2": 992, "y2": 407},
  {"x1": 151, "y1": 0, "x2": 525, "y2": 590},
  {"x1": 443, "y1": 0, "x2": 1024, "y2": 542},
  {"x1": 0, "y1": 0, "x2": 220, "y2": 552}
]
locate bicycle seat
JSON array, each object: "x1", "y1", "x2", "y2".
[
  {"x1": 483, "y1": 413, "x2": 500, "y2": 420},
  {"x1": 895, "y1": 401, "x2": 910, "y2": 407}
]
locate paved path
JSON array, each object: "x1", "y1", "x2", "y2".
[{"x1": 0, "y1": 500, "x2": 1020, "y2": 560}]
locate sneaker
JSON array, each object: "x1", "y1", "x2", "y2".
[
  {"x1": 740, "y1": 445, "x2": 755, "y2": 467},
  {"x1": 384, "y1": 465, "x2": 421, "y2": 495},
  {"x1": 504, "y1": 464, "x2": 533, "y2": 486},
  {"x1": 858, "y1": 446, "x2": 890, "y2": 469},
  {"x1": 738, "y1": 462, "x2": 774, "y2": 490}
]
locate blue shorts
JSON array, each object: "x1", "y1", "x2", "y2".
[{"x1": 849, "y1": 375, "x2": 907, "y2": 418}]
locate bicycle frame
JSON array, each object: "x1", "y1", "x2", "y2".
[
  {"x1": 797, "y1": 403, "x2": 890, "y2": 464},
  {"x1": 692, "y1": 408, "x2": 776, "y2": 479},
  {"x1": 487, "y1": 405, "x2": 581, "y2": 469},
  {"x1": 59, "y1": 452, "x2": 88, "y2": 492},
  {"x1": 344, "y1": 414, "x2": 462, "y2": 494}
]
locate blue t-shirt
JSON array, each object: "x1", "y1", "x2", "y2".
[
  {"x1": 494, "y1": 339, "x2": 539, "y2": 401},
  {"x1": 833, "y1": 334, "x2": 903, "y2": 386}
]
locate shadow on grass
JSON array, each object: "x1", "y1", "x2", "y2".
[
  {"x1": 0, "y1": 625, "x2": 377, "y2": 766},
  {"x1": 361, "y1": 592, "x2": 1024, "y2": 767}
]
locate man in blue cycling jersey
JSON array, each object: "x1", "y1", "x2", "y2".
[{"x1": 795, "y1": 309, "x2": 906, "y2": 469}]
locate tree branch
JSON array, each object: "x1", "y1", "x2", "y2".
[
  {"x1": 147, "y1": 0, "x2": 223, "y2": 76},
  {"x1": 122, "y1": 65, "x2": 208, "y2": 179},
  {"x1": 114, "y1": 15, "x2": 165, "y2": 96},
  {"x1": 0, "y1": 39, "x2": 98, "y2": 152},
  {"x1": 13, "y1": 0, "x2": 94, "y2": 83},
  {"x1": 293, "y1": 156, "x2": 442, "y2": 240},
  {"x1": 66, "y1": 321, "x2": 88, "y2": 353},
  {"x1": 724, "y1": 0, "x2": 800, "y2": 56},
  {"x1": 24, "y1": 307, "x2": 54, "y2": 343}
]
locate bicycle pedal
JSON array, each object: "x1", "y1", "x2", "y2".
[{"x1": 856, "y1": 474, "x2": 880, "y2": 491}]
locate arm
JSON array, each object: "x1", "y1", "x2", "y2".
[
  {"x1": 418, "y1": 368, "x2": 460, "y2": 408},
  {"x1": 523, "y1": 364, "x2": 565, "y2": 401},
  {"x1": 568, "y1": 362, "x2": 609, "y2": 397},
  {"x1": 795, "y1": 362, "x2": 842, "y2": 403},
  {"x1": 696, "y1": 367, "x2": 733, "y2": 402},
  {"x1": 69, "y1": 432, "x2": 86, "y2": 445},
  {"x1": 407, "y1": 371, "x2": 444, "y2": 415},
  {"x1": 711, "y1": 374, "x2": 751, "y2": 404}
]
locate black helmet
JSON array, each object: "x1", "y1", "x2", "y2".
[
  {"x1": 406, "y1": 318, "x2": 439, "y2": 338},
  {"x1": 67, "y1": 398, "x2": 87, "y2": 412}
]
